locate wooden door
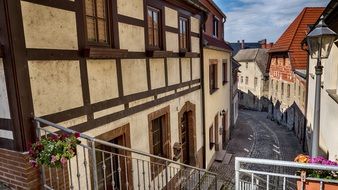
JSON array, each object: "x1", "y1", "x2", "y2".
[
  {"x1": 222, "y1": 112, "x2": 228, "y2": 149},
  {"x1": 181, "y1": 112, "x2": 190, "y2": 164}
]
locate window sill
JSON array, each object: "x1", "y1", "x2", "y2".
[
  {"x1": 146, "y1": 50, "x2": 174, "y2": 58},
  {"x1": 326, "y1": 89, "x2": 338, "y2": 104},
  {"x1": 83, "y1": 47, "x2": 128, "y2": 59},
  {"x1": 210, "y1": 88, "x2": 219, "y2": 95},
  {"x1": 179, "y1": 51, "x2": 199, "y2": 58}
]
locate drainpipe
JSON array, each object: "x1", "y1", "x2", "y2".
[{"x1": 200, "y1": 11, "x2": 208, "y2": 169}]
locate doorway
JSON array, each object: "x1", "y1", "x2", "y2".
[{"x1": 222, "y1": 111, "x2": 228, "y2": 150}]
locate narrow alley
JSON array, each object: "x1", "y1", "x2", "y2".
[{"x1": 210, "y1": 109, "x2": 304, "y2": 188}]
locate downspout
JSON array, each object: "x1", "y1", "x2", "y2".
[
  {"x1": 302, "y1": 40, "x2": 310, "y2": 153},
  {"x1": 200, "y1": 11, "x2": 208, "y2": 169}
]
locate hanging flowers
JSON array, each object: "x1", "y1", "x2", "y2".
[{"x1": 29, "y1": 133, "x2": 81, "y2": 168}]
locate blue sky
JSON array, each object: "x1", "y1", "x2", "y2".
[{"x1": 213, "y1": 0, "x2": 330, "y2": 43}]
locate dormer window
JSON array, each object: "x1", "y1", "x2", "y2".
[{"x1": 213, "y1": 16, "x2": 219, "y2": 37}]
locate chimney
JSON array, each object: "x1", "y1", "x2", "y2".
[
  {"x1": 259, "y1": 39, "x2": 267, "y2": 49},
  {"x1": 241, "y1": 40, "x2": 245, "y2": 49},
  {"x1": 237, "y1": 40, "x2": 240, "y2": 43}
]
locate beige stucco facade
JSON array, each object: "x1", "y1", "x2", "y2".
[
  {"x1": 238, "y1": 61, "x2": 266, "y2": 98},
  {"x1": 203, "y1": 48, "x2": 231, "y2": 168},
  {"x1": 306, "y1": 43, "x2": 338, "y2": 161}
]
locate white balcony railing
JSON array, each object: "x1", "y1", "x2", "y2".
[{"x1": 235, "y1": 157, "x2": 338, "y2": 190}]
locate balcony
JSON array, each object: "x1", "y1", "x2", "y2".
[
  {"x1": 235, "y1": 157, "x2": 338, "y2": 190},
  {"x1": 33, "y1": 118, "x2": 338, "y2": 190},
  {"x1": 34, "y1": 117, "x2": 219, "y2": 190}
]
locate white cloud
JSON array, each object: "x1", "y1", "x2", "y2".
[{"x1": 214, "y1": 0, "x2": 329, "y2": 42}]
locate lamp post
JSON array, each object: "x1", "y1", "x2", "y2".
[{"x1": 306, "y1": 16, "x2": 337, "y2": 157}]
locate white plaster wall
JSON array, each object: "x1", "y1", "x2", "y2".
[
  {"x1": 166, "y1": 32, "x2": 179, "y2": 52},
  {"x1": 28, "y1": 60, "x2": 83, "y2": 117},
  {"x1": 0, "y1": 59, "x2": 10, "y2": 119},
  {"x1": 167, "y1": 58, "x2": 180, "y2": 85},
  {"x1": 82, "y1": 90, "x2": 203, "y2": 188},
  {"x1": 121, "y1": 59, "x2": 148, "y2": 95},
  {"x1": 307, "y1": 44, "x2": 338, "y2": 160},
  {"x1": 190, "y1": 17, "x2": 199, "y2": 33},
  {"x1": 149, "y1": 59, "x2": 165, "y2": 89},
  {"x1": 87, "y1": 59, "x2": 119, "y2": 103},
  {"x1": 165, "y1": 7, "x2": 178, "y2": 28},
  {"x1": 191, "y1": 37, "x2": 200, "y2": 53},
  {"x1": 203, "y1": 48, "x2": 231, "y2": 168},
  {"x1": 21, "y1": 1, "x2": 78, "y2": 50},
  {"x1": 181, "y1": 58, "x2": 191, "y2": 82},
  {"x1": 117, "y1": 0, "x2": 144, "y2": 20},
  {"x1": 119, "y1": 23, "x2": 145, "y2": 52},
  {"x1": 238, "y1": 61, "x2": 264, "y2": 98},
  {"x1": 192, "y1": 58, "x2": 200, "y2": 80}
]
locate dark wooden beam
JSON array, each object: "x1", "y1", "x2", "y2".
[{"x1": 21, "y1": 0, "x2": 77, "y2": 12}]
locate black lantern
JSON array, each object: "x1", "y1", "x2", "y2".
[{"x1": 307, "y1": 16, "x2": 337, "y2": 59}]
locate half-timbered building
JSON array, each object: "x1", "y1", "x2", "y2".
[{"x1": 0, "y1": 0, "x2": 221, "y2": 189}]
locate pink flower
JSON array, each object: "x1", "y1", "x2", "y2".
[
  {"x1": 60, "y1": 156, "x2": 67, "y2": 165},
  {"x1": 29, "y1": 160, "x2": 37, "y2": 167},
  {"x1": 51, "y1": 155, "x2": 57, "y2": 163},
  {"x1": 74, "y1": 132, "x2": 80, "y2": 138}
]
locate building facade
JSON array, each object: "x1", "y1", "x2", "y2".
[
  {"x1": 266, "y1": 7, "x2": 324, "y2": 151},
  {"x1": 0, "y1": 0, "x2": 211, "y2": 188},
  {"x1": 306, "y1": 0, "x2": 338, "y2": 161},
  {"x1": 231, "y1": 58, "x2": 240, "y2": 128},
  {"x1": 235, "y1": 48, "x2": 269, "y2": 111},
  {"x1": 199, "y1": 0, "x2": 233, "y2": 168}
]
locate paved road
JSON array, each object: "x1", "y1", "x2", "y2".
[{"x1": 210, "y1": 109, "x2": 304, "y2": 189}]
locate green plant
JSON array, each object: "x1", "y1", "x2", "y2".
[{"x1": 29, "y1": 133, "x2": 81, "y2": 168}]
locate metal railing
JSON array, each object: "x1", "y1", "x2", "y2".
[
  {"x1": 34, "y1": 117, "x2": 218, "y2": 190},
  {"x1": 235, "y1": 157, "x2": 338, "y2": 190}
]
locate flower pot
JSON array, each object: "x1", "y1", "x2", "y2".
[{"x1": 297, "y1": 180, "x2": 338, "y2": 190}]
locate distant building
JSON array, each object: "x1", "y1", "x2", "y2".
[
  {"x1": 231, "y1": 39, "x2": 273, "y2": 55},
  {"x1": 235, "y1": 48, "x2": 269, "y2": 111},
  {"x1": 231, "y1": 58, "x2": 241, "y2": 128},
  {"x1": 305, "y1": 1, "x2": 338, "y2": 160},
  {"x1": 267, "y1": 7, "x2": 324, "y2": 151}
]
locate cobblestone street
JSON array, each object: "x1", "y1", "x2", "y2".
[{"x1": 210, "y1": 109, "x2": 304, "y2": 188}]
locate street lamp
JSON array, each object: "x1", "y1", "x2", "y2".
[{"x1": 306, "y1": 16, "x2": 337, "y2": 157}]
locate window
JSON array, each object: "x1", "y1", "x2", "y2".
[
  {"x1": 281, "y1": 82, "x2": 284, "y2": 96},
  {"x1": 147, "y1": 7, "x2": 161, "y2": 49},
  {"x1": 214, "y1": 114, "x2": 219, "y2": 151},
  {"x1": 271, "y1": 80, "x2": 274, "y2": 90},
  {"x1": 209, "y1": 125, "x2": 214, "y2": 149},
  {"x1": 213, "y1": 16, "x2": 219, "y2": 37},
  {"x1": 85, "y1": 0, "x2": 109, "y2": 45},
  {"x1": 179, "y1": 17, "x2": 189, "y2": 51},
  {"x1": 245, "y1": 76, "x2": 248, "y2": 85},
  {"x1": 254, "y1": 77, "x2": 258, "y2": 89},
  {"x1": 222, "y1": 60, "x2": 228, "y2": 84},
  {"x1": 246, "y1": 62, "x2": 248, "y2": 69},
  {"x1": 287, "y1": 84, "x2": 291, "y2": 98},
  {"x1": 241, "y1": 76, "x2": 243, "y2": 83},
  {"x1": 283, "y1": 57, "x2": 286, "y2": 66},
  {"x1": 209, "y1": 62, "x2": 218, "y2": 93},
  {"x1": 148, "y1": 107, "x2": 170, "y2": 178}
]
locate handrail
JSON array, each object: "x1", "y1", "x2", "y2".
[
  {"x1": 236, "y1": 157, "x2": 338, "y2": 171},
  {"x1": 34, "y1": 117, "x2": 217, "y2": 176}
]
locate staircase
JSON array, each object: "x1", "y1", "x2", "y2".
[{"x1": 34, "y1": 117, "x2": 218, "y2": 190}]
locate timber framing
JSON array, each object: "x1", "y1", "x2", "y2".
[{"x1": 0, "y1": 0, "x2": 205, "y2": 152}]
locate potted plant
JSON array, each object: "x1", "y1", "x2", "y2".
[
  {"x1": 294, "y1": 154, "x2": 338, "y2": 190},
  {"x1": 29, "y1": 133, "x2": 81, "y2": 168}
]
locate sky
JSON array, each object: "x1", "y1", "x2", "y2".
[{"x1": 214, "y1": 0, "x2": 330, "y2": 43}]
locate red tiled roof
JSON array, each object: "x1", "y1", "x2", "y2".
[
  {"x1": 203, "y1": 34, "x2": 233, "y2": 51},
  {"x1": 269, "y1": 7, "x2": 324, "y2": 69}
]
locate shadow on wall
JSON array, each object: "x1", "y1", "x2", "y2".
[
  {"x1": 238, "y1": 90, "x2": 270, "y2": 112},
  {"x1": 266, "y1": 99, "x2": 308, "y2": 153}
]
